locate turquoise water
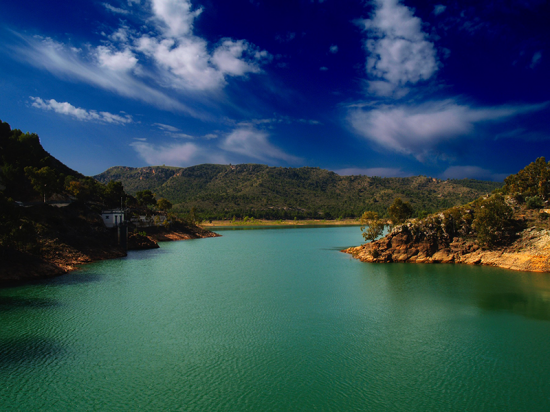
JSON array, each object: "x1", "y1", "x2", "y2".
[{"x1": 1, "y1": 226, "x2": 550, "y2": 411}]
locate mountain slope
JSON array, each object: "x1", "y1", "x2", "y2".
[{"x1": 95, "y1": 164, "x2": 503, "y2": 220}]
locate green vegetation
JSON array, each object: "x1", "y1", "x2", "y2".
[
  {"x1": 359, "y1": 211, "x2": 385, "y2": 243},
  {"x1": 157, "y1": 198, "x2": 173, "y2": 211},
  {"x1": 472, "y1": 194, "x2": 514, "y2": 247},
  {"x1": 388, "y1": 198, "x2": 414, "y2": 225},
  {"x1": 0, "y1": 119, "x2": 129, "y2": 208},
  {"x1": 95, "y1": 164, "x2": 502, "y2": 221},
  {"x1": 136, "y1": 190, "x2": 156, "y2": 207},
  {"x1": 360, "y1": 157, "x2": 550, "y2": 249}
]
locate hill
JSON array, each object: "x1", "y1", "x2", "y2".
[
  {"x1": 94, "y1": 164, "x2": 502, "y2": 220},
  {"x1": 0, "y1": 120, "x2": 216, "y2": 284},
  {"x1": 345, "y1": 158, "x2": 550, "y2": 273}
]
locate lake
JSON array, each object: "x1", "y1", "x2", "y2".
[{"x1": 1, "y1": 226, "x2": 550, "y2": 411}]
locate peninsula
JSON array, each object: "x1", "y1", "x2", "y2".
[{"x1": 344, "y1": 158, "x2": 550, "y2": 273}]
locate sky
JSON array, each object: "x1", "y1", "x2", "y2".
[{"x1": 0, "y1": 0, "x2": 549, "y2": 180}]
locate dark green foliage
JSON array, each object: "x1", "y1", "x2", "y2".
[
  {"x1": 104, "y1": 181, "x2": 125, "y2": 208},
  {"x1": 95, "y1": 165, "x2": 502, "y2": 220},
  {"x1": 504, "y1": 157, "x2": 550, "y2": 201},
  {"x1": 24, "y1": 166, "x2": 63, "y2": 200},
  {"x1": 0, "y1": 120, "x2": 134, "y2": 256},
  {"x1": 136, "y1": 190, "x2": 156, "y2": 206},
  {"x1": 360, "y1": 211, "x2": 385, "y2": 243},
  {"x1": 525, "y1": 196, "x2": 544, "y2": 209},
  {"x1": 0, "y1": 192, "x2": 37, "y2": 252},
  {"x1": 157, "y1": 198, "x2": 172, "y2": 211},
  {"x1": 473, "y1": 194, "x2": 514, "y2": 247},
  {"x1": 388, "y1": 198, "x2": 414, "y2": 225}
]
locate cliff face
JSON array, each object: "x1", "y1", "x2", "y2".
[{"x1": 344, "y1": 224, "x2": 550, "y2": 273}]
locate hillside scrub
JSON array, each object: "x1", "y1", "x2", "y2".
[
  {"x1": 345, "y1": 158, "x2": 550, "y2": 272},
  {"x1": 94, "y1": 164, "x2": 502, "y2": 221}
]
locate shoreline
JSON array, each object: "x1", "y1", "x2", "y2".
[
  {"x1": 200, "y1": 218, "x2": 361, "y2": 227},
  {"x1": 343, "y1": 226, "x2": 550, "y2": 273},
  {"x1": 0, "y1": 226, "x2": 220, "y2": 287}
]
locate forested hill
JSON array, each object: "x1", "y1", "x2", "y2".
[{"x1": 94, "y1": 164, "x2": 502, "y2": 220}]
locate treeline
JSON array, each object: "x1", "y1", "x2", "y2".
[
  {"x1": 0, "y1": 120, "x2": 126, "y2": 208},
  {"x1": 95, "y1": 164, "x2": 503, "y2": 221},
  {"x1": 361, "y1": 157, "x2": 550, "y2": 249}
]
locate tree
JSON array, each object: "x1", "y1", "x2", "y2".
[
  {"x1": 504, "y1": 157, "x2": 550, "y2": 201},
  {"x1": 24, "y1": 166, "x2": 60, "y2": 202},
  {"x1": 360, "y1": 211, "x2": 385, "y2": 242},
  {"x1": 388, "y1": 198, "x2": 414, "y2": 225},
  {"x1": 157, "y1": 198, "x2": 172, "y2": 211},
  {"x1": 473, "y1": 194, "x2": 513, "y2": 247},
  {"x1": 136, "y1": 190, "x2": 156, "y2": 207},
  {"x1": 104, "y1": 180, "x2": 125, "y2": 208}
]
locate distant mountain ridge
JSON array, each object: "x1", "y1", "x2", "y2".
[{"x1": 94, "y1": 164, "x2": 503, "y2": 220}]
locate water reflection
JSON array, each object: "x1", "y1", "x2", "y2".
[
  {"x1": 0, "y1": 296, "x2": 60, "y2": 312},
  {"x1": 362, "y1": 262, "x2": 550, "y2": 322},
  {"x1": 0, "y1": 337, "x2": 66, "y2": 367}
]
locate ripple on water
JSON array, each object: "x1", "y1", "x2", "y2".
[{"x1": 1, "y1": 227, "x2": 550, "y2": 411}]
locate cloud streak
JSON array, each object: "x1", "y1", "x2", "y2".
[
  {"x1": 9, "y1": 0, "x2": 272, "y2": 115},
  {"x1": 221, "y1": 127, "x2": 301, "y2": 163},
  {"x1": 130, "y1": 141, "x2": 200, "y2": 166},
  {"x1": 348, "y1": 100, "x2": 548, "y2": 161},
  {"x1": 30, "y1": 97, "x2": 132, "y2": 124},
  {"x1": 13, "y1": 34, "x2": 195, "y2": 114},
  {"x1": 131, "y1": 126, "x2": 300, "y2": 167}
]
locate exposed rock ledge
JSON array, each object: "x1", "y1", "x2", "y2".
[
  {"x1": 1, "y1": 224, "x2": 220, "y2": 286},
  {"x1": 344, "y1": 226, "x2": 550, "y2": 273}
]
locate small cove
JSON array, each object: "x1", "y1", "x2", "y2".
[{"x1": 1, "y1": 226, "x2": 550, "y2": 411}]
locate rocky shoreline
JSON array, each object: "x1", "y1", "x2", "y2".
[
  {"x1": 1, "y1": 222, "x2": 220, "y2": 286},
  {"x1": 344, "y1": 225, "x2": 550, "y2": 273}
]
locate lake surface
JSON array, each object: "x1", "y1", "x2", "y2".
[{"x1": 2, "y1": 226, "x2": 550, "y2": 411}]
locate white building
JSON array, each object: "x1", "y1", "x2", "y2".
[{"x1": 101, "y1": 209, "x2": 125, "y2": 228}]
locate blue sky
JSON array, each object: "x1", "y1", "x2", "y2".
[{"x1": 1, "y1": 0, "x2": 549, "y2": 179}]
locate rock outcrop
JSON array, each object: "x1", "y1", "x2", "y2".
[{"x1": 344, "y1": 225, "x2": 550, "y2": 273}]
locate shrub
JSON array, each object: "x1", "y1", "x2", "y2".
[
  {"x1": 360, "y1": 211, "x2": 385, "y2": 243},
  {"x1": 473, "y1": 194, "x2": 514, "y2": 247},
  {"x1": 526, "y1": 196, "x2": 544, "y2": 209}
]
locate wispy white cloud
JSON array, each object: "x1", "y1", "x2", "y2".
[
  {"x1": 130, "y1": 141, "x2": 200, "y2": 165},
  {"x1": 348, "y1": 100, "x2": 548, "y2": 161},
  {"x1": 13, "y1": 34, "x2": 195, "y2": 114},
  {"x1": 30, "y1": 96, "x2": 132, "y2": 124},
  {"x1": 358, "y1": 0, "x2": 439, "y2": 97},
  {"x1": 433, "y1": 5, "x2": 446, "y2": 16},
  {"x1": 329, "y1": 45, "x2": 338, "y2": 54},
  {"x1": 220, "y1": 127, "x2": 301, "y2": 163},
  {"x1": 151, "y1": 0, "x2": 201, "y2": 38},
  {"x1": 154, "y1": 123, "x2": 181, "y2": 132},
  {"x1": 335, "y1": 167, "x2": 407, "y2": 177},
  {"x1": 211, "y1": 39, "x2": 271, "y2": 77},
  {"x1": 131, "y1": 125, "x2": 300, "y2": 167},
  {"x1": 10, "y1": 0, "x2": 272, "y2": 114},
  {"x1": 442, "y1": 166, "x2": 507, "y2": 181},
  {"x1": 96, "y1": 46, "x2": 138, "y2": 71},
  {"x1": 154, "y1": 122, "x2": 219, "y2": 139},
  {"x1": 133, "y1": 0, "x2": 271, "y2": 91},
  {"x1": 103, "y1": 3, "x2": 130, "y2": 14}
]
